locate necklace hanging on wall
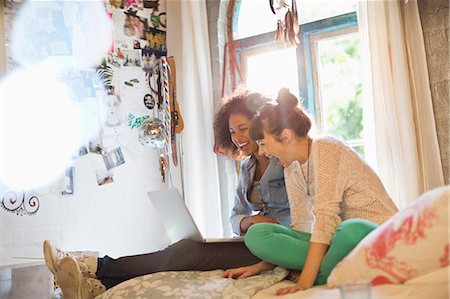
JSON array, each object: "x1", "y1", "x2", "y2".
[{"x1": 270, "y1": 0, "x2": 299, "y2": 47}]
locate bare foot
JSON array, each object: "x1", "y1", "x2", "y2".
[{"x1": 286, "y1": 270, "x2": 301, "y2": 283}]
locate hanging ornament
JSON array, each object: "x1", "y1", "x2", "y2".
[
  {"x1": 138, "y1": 118, "x2": 166, "y2": 149},
  {"x1": 270, "y1": 0, "x2": 299, "y2": 47}
]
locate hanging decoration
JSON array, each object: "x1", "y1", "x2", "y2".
[
  {"x1": 270, "y1": 0, "x2": 300, "y2": 47},
  {"x1": 1, "y1": 190, "x2": 39, "y2": 216},
  {"x1": 167, "y1": 56, "x2": 184, "y2": 167},
  {"x1": 138, "y1": 118, "x2": 166, "y2": 149}
]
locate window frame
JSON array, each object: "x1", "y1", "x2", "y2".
[{"x1": 232, "y1": 11, "x2": 358, "y2": 120}]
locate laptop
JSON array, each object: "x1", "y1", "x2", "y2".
[{"x1": 148, "y1": 188, "x2": 244, "y2": 243}]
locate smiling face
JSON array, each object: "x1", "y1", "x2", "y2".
[
  {"x1": 228, "y1": 113, "x2": 259, "y2": 157},
  {"x1": 256, "y1": 129, "x2": 290, "y2": 167}
]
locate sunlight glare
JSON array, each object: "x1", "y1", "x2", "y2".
[
  {"x1": 10, "y1": 0, "x2": 112, "y2": 69},
  {"x1": 0, "y1": 64, "x2": 82, "y2": 190},
  {"x1": 246, "y1": 47, "x2": 299, "y2": 98}
]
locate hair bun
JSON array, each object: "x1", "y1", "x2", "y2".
[{"x1": 276, "y1": 87, "x2": 298, "y2": 108}]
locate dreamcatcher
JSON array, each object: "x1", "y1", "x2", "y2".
[{"x1": 270, "y1": 0, "x2": 299, "y2": 47}]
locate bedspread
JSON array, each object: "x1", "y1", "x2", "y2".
[{"x1": 96, "y1": 266, "x2": 288, "y2": 299}]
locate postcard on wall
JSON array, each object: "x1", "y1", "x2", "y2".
[
  {"x1": 96, "y1": 169, "x2": 115, "y2": 186},
  {"x1": 121, "y1": 49, "x2": 142, "y2": 68},
  {"x1": 61, "y1": 166, "x2": 75, "y2": 195},
  {"x1": 103, "y1": 147, "x2": 126, "y2": 170},
  {"x1": 124, "y1": 11, "x2": 148, "y2": 41}
]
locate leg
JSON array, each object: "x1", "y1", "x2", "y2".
[
  {"x1": 315, "y1": 219, "x2": 378, "y2": 284},
  {"x1": 244, "y1": 223, "x2": 312, "y2": 270},
  {"x1": 97, "y1": 238, "x2": 260, "y2": 288}
]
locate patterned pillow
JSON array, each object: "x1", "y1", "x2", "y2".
[{"x1": 327, "y1": 186, "x2": 449, "y2": 287}]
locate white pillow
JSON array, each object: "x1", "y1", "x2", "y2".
[{"x1": 327, "y1": 186, "x2": 449, "y2": 287}]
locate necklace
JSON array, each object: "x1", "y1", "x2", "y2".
[{"x1": 299, "y1": 139, "x2": 311, "y2": 196}]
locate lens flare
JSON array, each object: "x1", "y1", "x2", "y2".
[
  {"x1": 1, "y1": 0, "x2": 113, "y2": 190},
  {"x1": 0, "y1": 64, "x2": 82, "y2": 190},
  {"x1": 10, "y1": 0, "x2": 112, "y2": 68}
]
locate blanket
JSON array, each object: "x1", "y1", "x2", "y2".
[{"x1": 96, "y1": 267, "x2": 288, "y2": 299}]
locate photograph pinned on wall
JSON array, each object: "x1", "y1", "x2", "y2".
[
  {"x1": 72, "y1": 144, "x2": 88, "y2": 159},
  {"x1": 61, "y1": 69, "x2": 99, "y2": 101},
  {"x1": 9, "y1": 2, "x2": 73, "y2": 66},
  {"x1": 126, "y1": 0, "x2": 144, "y2": 11},
  {"x1": 61, "y1": 166, "x2": 75, "y2": 195},
  {"x1": 109, "y1": 0, "x2": 125, "y2": 10},
  {"x1": 96, "y1": 169, "x2": 115, "y2": 186},
  {"x1": 121, "y1": 49, "x2": 142, "y2": 67},
  {"x1": 133, "y1": 39, "x2": 147, "y2": 49},
  {"x1": 104, "y1": 51, "x2": 122, "y2": 68},
  {"x1": 141, "y1": 48, "x2": 163, "y2": 73},
  {"x1": 103, "y1": 147, "x2": 126, "y2": 170},
  {"x1": 148, "y1": 12, "x2": 166, "y2": 31},
  {"x1": 124, "y1": 10, "x2": 148, "y2": 40},
  {"x1": 89, "y1": 139, "x2": 106, "y2": 155},
  {"x1": 143, "y1": 0, "x2": 160, "y2": 10},
  {"x1": 144, "y1": 27, "x2": 167, "y2": 55}
]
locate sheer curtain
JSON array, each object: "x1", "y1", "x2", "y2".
[
  {"x1": 358, "y1": 0, "x2": 444, "y2": 208},
  {"x1": 166, "y1": 0, "x2": 223, "y2": 237}
]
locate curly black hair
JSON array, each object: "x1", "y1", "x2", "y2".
[{"x1": 213, "y1": 87, "x2": 272, "y2": 157}]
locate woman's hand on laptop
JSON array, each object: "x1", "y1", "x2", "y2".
[{"x1": 223, "y1": 261, "x2": 275, "y2": 279}]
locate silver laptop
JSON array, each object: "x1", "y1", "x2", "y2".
[{"x1": 148, "y1": 188, "x2": 244, "y2": 243}]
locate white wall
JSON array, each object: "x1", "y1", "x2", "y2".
[
  {"x1": 0, "y1": 147, "x2": 173, "y2": 264},
  {"x1": 0, "y1": 1, "x2": 188, "y2": 265}
]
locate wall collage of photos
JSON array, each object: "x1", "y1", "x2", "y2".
[{"x1": 1, "y1": 0, "x2": 181, "y2": 216}]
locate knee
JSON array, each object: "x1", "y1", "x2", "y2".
[
  {"x1": 244, "y1": 223, "x2": 277, "y2": 257},
  {"x1": 336, "y1": 219, "x2": 377, "y2": 246},
  {"x1": 172, "y1": 238, "x2": 201, "y2": 251}
]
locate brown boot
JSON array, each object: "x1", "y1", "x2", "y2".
[
  {"x1": 57, "y1": 256, "x2": 106, "y2": 299},
  {"x1": 43, "y1": 240, "x2": 98, "y2": 278}
]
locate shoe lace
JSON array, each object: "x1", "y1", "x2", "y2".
[
  {"x1": 77, "y1": 255, "x2": 97, "y2": 278},
  {"x1": 85, "y1": 278, "x2": 106, "y2": 296}
]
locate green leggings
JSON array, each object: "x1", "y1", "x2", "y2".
[{"x1": 244, "y1": 219, "x2": 377, "y2": 285}]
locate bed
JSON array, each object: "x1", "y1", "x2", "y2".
[
  {"x1": 94, "y1": 265, "x2": 449, "y2": 298},
  {"x1": 91, "y1": 186, "x2": 449, "y2": 298}
]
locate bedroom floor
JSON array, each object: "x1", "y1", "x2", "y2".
[{"x1": 0, "y1": 263, "x2": 53, "y2": 299}]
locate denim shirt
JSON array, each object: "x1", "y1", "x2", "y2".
[{"x1": 230, "y1": 156, "x2": 291, "y2": 235}]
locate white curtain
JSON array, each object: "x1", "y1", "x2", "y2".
[
  {"x1": 166, "y1": 0, "x2": 223, "y2": 237},
  {"x1": 358, "y1": 0, "x2": 444, "y2": 208}
]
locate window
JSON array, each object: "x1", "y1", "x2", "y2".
[{"x1": 232, "y1": 1, "x2": 365, "y2": 155}]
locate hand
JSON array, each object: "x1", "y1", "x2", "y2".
[
  {"x1": 275, "y1": 283, "x2": 306, "y2": 296},
  {"x1": 240, "y1": 215, "x2": 279, "y2": 233},
  {"x1": 223, "y1": 261, "x2": 275, "y2": 279},
  {"x1": 250, "y1": 215, "x2": 279, "y2": 225}
]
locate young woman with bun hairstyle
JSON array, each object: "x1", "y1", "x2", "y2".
[
  {"x1": 43, "y1": 87, "x2": 292, "y2": 299},
  {"x1": 223, "y1": 88, "x2": 398, "y2": 296}
]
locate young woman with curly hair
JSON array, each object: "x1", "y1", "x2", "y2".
[{"x1": 43, "y1": 87, "x2": 291, "y2": 299}]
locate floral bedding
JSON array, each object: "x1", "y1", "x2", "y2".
[{"x1": 96, "y1": 267, "x2": 288, "y2": 299}]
